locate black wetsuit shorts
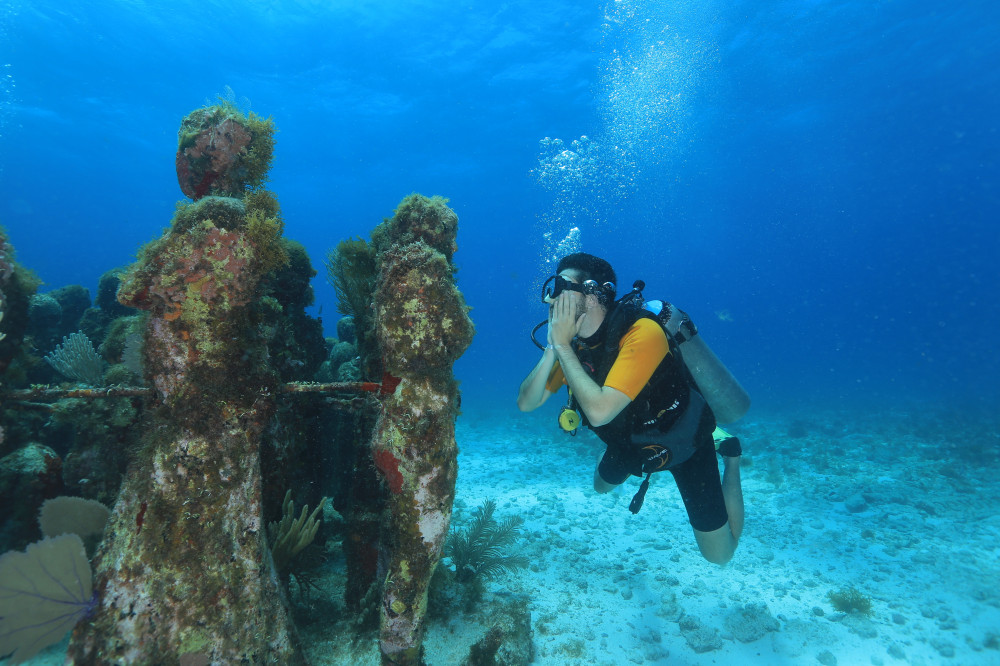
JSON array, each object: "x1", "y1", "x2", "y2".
[{"x1": 598, "y1": 443, "x2": 728, "y2": 532}]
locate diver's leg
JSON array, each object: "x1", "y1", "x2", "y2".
[
  {"x1": 593, "y1": 467, "x2": 618, "y2": 493},
  {"x1": 692, "y1": 523, "x2": 738, "y2": 565},
  {"x1": 721, "y1": 455, "x2": 744, "y2": 540},
  {"x1": 671, "y1": 445, "x2": 742, "y2": 565},
  {"x1": 593, "y1": 449, "x2": 625, "y2": 494},
  {"x1": 691, "y1": 457, "x2": 743, "y2": 564}
]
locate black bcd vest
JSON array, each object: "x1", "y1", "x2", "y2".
[{"x1": 573, "y1": 303, "x2": 716, "y2": 475}]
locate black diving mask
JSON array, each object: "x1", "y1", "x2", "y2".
[
  {"x1": 541, "y1": 275, "x2": 615, "y2": 303},
  {"x1": 531, "y1": 276, "x2": 617, "y2": 350}
]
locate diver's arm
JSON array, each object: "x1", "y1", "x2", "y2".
[
  {"x1": 551, "y1": 344, "x2": 631, "y2": 426},
  {"x1": 516, "y1": 347, "x2": 558, "y2": 412}
]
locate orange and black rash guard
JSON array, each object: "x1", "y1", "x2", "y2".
[{"x1": 545, "y1": 318, "x2": 669, "y2": 398}]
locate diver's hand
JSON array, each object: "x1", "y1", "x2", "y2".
[{"x1": 548, "y1": 291, "x2": 585, "y2": 347}]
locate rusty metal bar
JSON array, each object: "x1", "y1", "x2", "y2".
[{"x1": 0, "y1": 377, "x2": 399, "y2": 404}]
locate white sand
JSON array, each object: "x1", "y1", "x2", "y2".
[{"x1": 423, "y1": 406, "x2": 1000, "y2": 665}]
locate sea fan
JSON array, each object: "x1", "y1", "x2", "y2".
[
  {"x1": 38, "y1": 497, "x2": 110, "y2": 540},
  {"x1": 0, "y1": 534, "x2": 96, "y2": 663},
  {"x1": 447, "y1": 499, "x2": 529, "y2": 583},
  {"x1": 38, "y1": 496, "x2": 111, "y2": 558},
  {"x1": 43, "y1": 331, "x2": 107, "y2": 386}
]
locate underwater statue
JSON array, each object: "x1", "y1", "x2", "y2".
[
  {"x1": 66, "y1": 102, "x2": 305, "y2": 664},
  {"x1": 369, "y1": 195, "x2": 475, "y2": 665}
]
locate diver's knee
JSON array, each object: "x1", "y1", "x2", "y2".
[
  {"x1": 700, "y1": 547, "x2": 735, "y2": 566},
  {"x1": 694, "y1": 524, "x2": 738, "y2": 565},
  {"x1": 593, "y1": 477, "x2": 617, "y2": 494},
  {"x1": 593, "y1": 469, "x2": 618, "y2": 494}
]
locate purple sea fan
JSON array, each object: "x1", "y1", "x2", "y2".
[{"x1": 0, "y1": 534, "x2": 96, "y2": 663}]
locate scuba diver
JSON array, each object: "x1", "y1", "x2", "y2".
[{"x1": 516, "y1": 253, "x2": 750, "y2": 565}]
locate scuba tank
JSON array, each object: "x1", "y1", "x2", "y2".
[
  {"x1": 643, "y1": 299, "x2": 750, "y2": 424},
  {"x1": 609, "y1": 280, "x2": 749, "y2": 425}
]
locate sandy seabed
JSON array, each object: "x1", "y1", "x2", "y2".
[
  {"x1": 14, "y1": 404, "x2": 1000, "y2": 666},
  {"x1": 299, "y1": 404, "x2": 999, "y2": 665},
  {"x1": 411, "y1": 406, "x2": 1000, "y2": 666}
]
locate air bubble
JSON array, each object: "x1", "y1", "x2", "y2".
[{"x1": 532, "y1": 0, "x2": 715, "y2": 289}]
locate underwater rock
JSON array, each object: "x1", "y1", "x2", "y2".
[
  {"x1": 0, "y1": 227, "x2": 40, "y2": 378},
  {"x1": 77, "y1": 307, "x2": 112, "y2": 349},
  {"x1": 50, "y1": 285, "x2": 91, "y2": 333},
  {"x1": 329, "y1": 339, "x2": 357, "y2": 369},
  {"x1": 98, "y1": 314, "x2": 144, "y2": 366},
  {"x1": 0, "y1": 227, "x2": 11, "y2": 288},
  {"x1": 267, "y1": 239, "x2": 316, "y2": 310},
  {"x1": 95, "y1": 267, "x2": 135, "y2": 318},
  {"x1": 313, "y1": 359, "x2": 335, "y2": 383},
  {"x1": 337, "y1": 315, "x2": 356, "y2": 343},
  {"x1": 844, "y1": 493, "x2": 868, "y2": 513},
  {"x1": 314, "y1": 340, "x2": 359, "y2": 383},
  {"x1": 678, "y1": 614, "x2": 723, "y2": 653},
  {"x1": 817, "y1": 649, "x2": 838, "y2": 666},
  {"x1": 0, "y1": 227, "x2": 14, "y2": 340},
  {"x1": 336, "y1": 357, "x2": 361, "y2": 382},
  {"x1": 427, "y1": 564, "x2": 481, "y2": 620},
  {"x1": 465, "y1": 627, "x2": 504, "y2": 666},
  {"x1": 258, "y1": 237, "x2": 327, "y2": 382},
  {"x1": 723, "y1": 602, "x2": 780, "y2": 643},
  {"x1": 0, "y1": 443, "x2": 63, "y2": 551},
  {"x1": 61, "y1": 438, "x2": 130, "y2": 507},
  {"x1": 465, "y1": 595, "x2": 534, "y2": 666},
  {"x1": 27, "y1": 293, "x2": 62, "y2": 348},
  {"x1": 81, "y1": 267, "x2": 140, "y2": 345},
  {"x1": 269, "y1": 310, "x2": 326, "y2": 382}
]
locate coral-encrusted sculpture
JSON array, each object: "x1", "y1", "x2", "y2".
[
  {"x1": 370, "y1": 194, "x2": 474, "y2": 665},
  {"x1": 175, "y1": 102, "x2": 275, "y2": 200},
  {"x1": 114, "y1": 196, "x2": 283, "y2": 418},
  {"x1": 67, "y1": 106, "x2": 304, "y2": 664}
]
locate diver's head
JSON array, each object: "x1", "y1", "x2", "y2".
[
  {"x1": 531, "y1": 253, "x2": 616, "y2": 349},
  {"x1": 550, "y1": 253, "x2": 617, "y2": 307}
]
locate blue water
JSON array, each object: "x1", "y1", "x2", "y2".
[
  {"x1": 2, "y1": 4, "x2": 1000, "y2": 665},
  {"x1": 1, "y1": 0, "x2": 998, "y2": 413}
]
